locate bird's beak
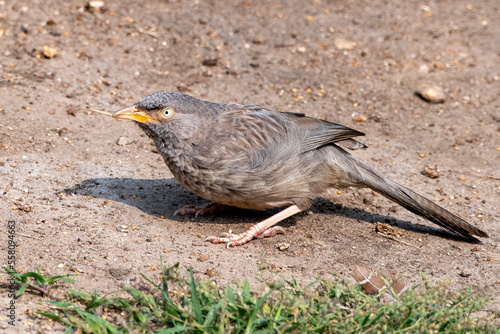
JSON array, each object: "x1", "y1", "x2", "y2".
[{"x1": 112, "y1": 105, "x2": 158, "y2": 124}]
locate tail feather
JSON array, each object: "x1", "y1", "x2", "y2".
[{"x1": 357, "y1": 165, "x2": 489, "y2": 243}]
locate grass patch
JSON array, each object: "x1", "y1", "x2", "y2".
[{"x1": 2, "y1": 262, "x2": 498, "y2": 333}]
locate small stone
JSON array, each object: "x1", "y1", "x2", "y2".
[
  {"x1": 422, "y1": 165, "x2": 440, "y2": 179},
  {"x1": 416, "y1": 84, "x2": 445, "y2": 103},
  {"x1": 275, "y1": 242, "x2": 290, "y2": 251},
  {"x1": 434, "y1": 62, "x2": 445, "y2": 70},
  {"x1": 418, "y1": 64, "x2": 430, "y2": 74},
  {"x1": 18, "y1": 205, "x2": 31, "y2": 212},
  {"x1": 268, "y1": 263, "x2": 281, "y2": 271},
  {"x1": 459, "y1": 269, "x2": 471, "y2": 277},
  {"x1": 334, "y1": 37, "x2": 356, "y2": 50},
  {"x1": 251, "y1": 37, "x2": 266, "y2": 45},
  {"x1": 201, "y1": 58, "x2": 218, "y2": 67},
  {"x1": 205, "y1": 268, "x2": 217, "y2": 277},
  {"x1": 86, "y1": 0, "x2": 105, "y2": 11},
  {"x1": 116, "y1": 136, "x2": 132, "y2": 146},
  {"x1": 67, "y1": 105, "x2": 78, "y2": 116},
  {"x1": 42, "y1": 46, "x2": 58, "y2": 58},
  {"x1": 197, "y1": 254, "x2": 210, "y2": 262}
]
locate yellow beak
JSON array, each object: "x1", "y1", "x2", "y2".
[{"x1": 112, "y1": 105, "x2": 158, "y2": 124}]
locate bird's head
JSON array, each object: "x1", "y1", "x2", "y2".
[{"x1": 112, "y1": 92, "x2": 220, "y2": 142}]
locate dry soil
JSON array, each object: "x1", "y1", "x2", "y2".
[{"x1": 0, "y1": 0, "x2": 499, "y2": 332}]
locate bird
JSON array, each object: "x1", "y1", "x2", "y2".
[{"x1": 112, "y1": 92, "x2": 488, "y2": 247}]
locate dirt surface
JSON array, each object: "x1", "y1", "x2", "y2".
[{"x1": 1, "y1": 0, "x2": 499, "y2": 331}]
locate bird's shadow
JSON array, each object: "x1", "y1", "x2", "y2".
[{"x1": 62, "y1": 177, "x2": 473, "y2": 243}]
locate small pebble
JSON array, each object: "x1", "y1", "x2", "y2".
[
  {"x1": 275, "y1": 242, "x2": 290, "y2": 251},
  {"x1": 87, "y1": 0, "x2": 105, "y2": 11},
  {"x1": 42, "y1": 46, "x2": 58, "y2": 58},
  {"x1": 201, "y1": 58, "x2": 218, "y2": 67},
  {"x1": 197, "y1": 254, "x2": 210, "y2": 262},
  {"x1": 334, "y1": 37, "x2": 356, "y2": 50},
  {"x1": 116, "y1": 136, "x2": 132, "y2": 146},
  {"x1": 416, "y1": 84, "x2": 445, "y2": 103},
  {"x1": 422, "y1": 165, "x2": 440, "y2": 178},
  {"x1": 459, "y1": 269, "x2": 471, "y2": 277},
  {"x1": 418, "y1": 64, "x2": 430, "y2": 74}
]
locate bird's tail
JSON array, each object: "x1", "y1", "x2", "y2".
[{"x1": 354, "y1": 162, "x2": 489, "y2": 243}]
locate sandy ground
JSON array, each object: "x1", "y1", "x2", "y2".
[{"x1": 0, "y1": 0, "x2": 499, "y2": 332}]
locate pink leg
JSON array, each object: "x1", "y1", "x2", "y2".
[
  {"x1": 206, "y1": 205, "x2": 302, "y2": 248},
  {"x1": 174, "y1": 202, "x2": 230, "y2": 218}
]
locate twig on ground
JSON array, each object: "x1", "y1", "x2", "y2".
[
  {"x1": 0, "y1": 281, "x2": 60, "y2": 300},
  {"x1": 448, "y1": 168, "x2": 500, "y2": 181},
  {"x1": 133, "y1": 26, "x2": 157, "y2": 38},
  {"x1": 4, "y1": 231, "x2": 43, "y2": 240}
]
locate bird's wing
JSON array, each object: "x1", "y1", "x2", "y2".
[
  {"x1": 335, "y1": 138, "x2": 368, "y2": 151},
  {"x1": 277, "y1": 111, "x2": 367, "y2": 153},
  {"x1": 221, "y1": 104, "x2": 366, "y2": 153}
]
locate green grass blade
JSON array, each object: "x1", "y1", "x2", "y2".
[
  {"x1": 274, "y1": 302, "x2": 283, "y2": 322},
  {"x1": 22, "y1": 272, "x2": 47, "y2": 285},
  {"x1": 15, "y1": 283, "x2": 28, "y2": 297},
  {"x1": 45, "y1": 275, "x2": 75, "y2": 285},
  {"x1": 243, "y1": 280, "x2": 251, "y2": 302},
  {"x1": 245, "y1": 283, "x2": 283, "y2": 334},
  {"x1": 35, "y1": 311, "x2": 74, "y2": 328},
  {"x1": 189, "y1": 267, "x2": 203, "y2": 324},
  {"x1": 140, "y1": 269, "x2": 161, "y2": 290},
  {"x1": 2, "y1": 266, "x2": 26, "y2": 283},
  {"x1": 203, "y1": 299, "x2": 223, "y2": 327},
  {"x1": 155, "y1": 325, "x2": 191, "y2": 333},
  {"x1": 226, "y1": 285, "x2": 236, "y2": 304}
]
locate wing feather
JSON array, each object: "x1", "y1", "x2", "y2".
[{"x1": 277, "y1": 111, "x2": 367, "y2": 153}]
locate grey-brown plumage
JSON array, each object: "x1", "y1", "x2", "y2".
[{"x1": 112, "y1": 92, "x2": 488, "y2": 246}]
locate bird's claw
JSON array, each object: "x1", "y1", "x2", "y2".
[
  {"x1": 173, "y1": 205, "x2": 196, "y2": 217},
  {"x1": 205, "y1": 226, "x2": 285, "y2": 247},
  {"x1": 174, "y1": 203, "x2": 227, "y2": 218},
  {"x1": 263, "y1": 226, "x2": 285, "y2": 237}
]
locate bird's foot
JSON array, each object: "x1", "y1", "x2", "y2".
[
  {"x1": 205, "y1": 205, "x2": 302, "y2": 248},
  {"x1": 206, "y1": 226, "x2": 285, "y2": 248},
  {"x1": 174, "y1": 202, "x2": 229, "y2": 218}
]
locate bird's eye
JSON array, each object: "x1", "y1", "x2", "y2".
[{"x1": 159, "y1": 107, "x2": 175, "y2": 119}]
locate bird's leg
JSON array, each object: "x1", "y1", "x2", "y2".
[
  {"x1": 174, "y1": 202, "x2": 232, "y2": 218},
  {"x1": 206, "y1": 205, "x2": 302, "y2": 248}
]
